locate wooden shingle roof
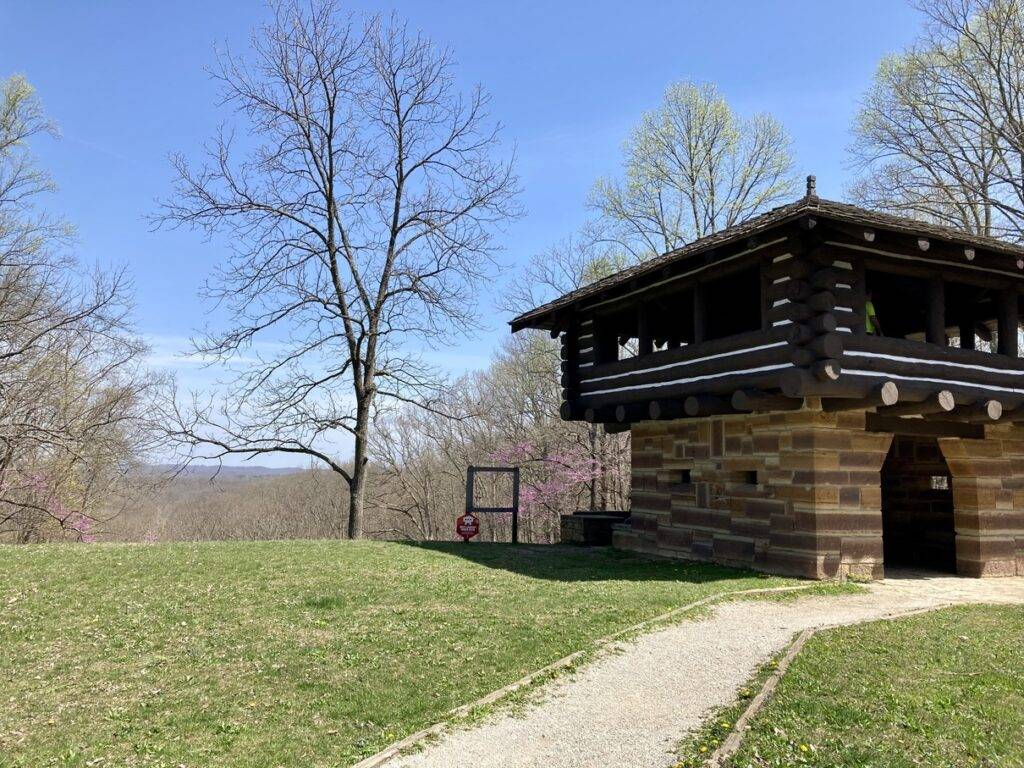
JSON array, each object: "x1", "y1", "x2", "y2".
[{"x1": 510, "y1": 194, "x2": 1024, "y2": 332}]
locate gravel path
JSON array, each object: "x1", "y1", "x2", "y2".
[{"x1": 385, "y1": 573, "x2": 1024, "y2": 768}]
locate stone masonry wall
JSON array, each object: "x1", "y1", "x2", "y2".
[
  {"x1": 616, "y1": 407, "x2": 1024, "y2": 579},
  {"x1": 939, "y1": 425, "x2": 1024, "y2": 577},
  {"x1": 614, "y1": 403, "x2": 893, "y2": 580}
]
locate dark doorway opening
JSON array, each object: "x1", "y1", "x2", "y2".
[{"x1": 881, "y1": 435, "x2": 957, "y2": 573}]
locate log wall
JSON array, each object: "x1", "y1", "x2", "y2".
[
  {"x1": 842, "y1": 334, "x2": 1024, "y2": 404},
  {"x1": 575, "y1": 328, "x2": 792, "y2": 409},
  {"x1": 548, "y1": 213, "x2": 1024, "y2": 426}
]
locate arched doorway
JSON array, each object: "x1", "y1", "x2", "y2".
[{"x1": 881, "y1": 435, "x2": 957, "y2": 573}]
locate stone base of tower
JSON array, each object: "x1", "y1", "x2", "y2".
[{"x1": 614, "y1": 403, "x2": 1024, "y2": 580}]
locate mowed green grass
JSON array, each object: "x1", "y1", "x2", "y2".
[
  {"x1": 729, "y1": 604, "x2": 1024, "y2": 768},
  {"x1": 0, "y1": 540, "x2": 796, "y2": 767}
]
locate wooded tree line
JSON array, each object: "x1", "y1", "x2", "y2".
[
  {"x1": 0, "y1": 76, "x2": 158, "y2": 543},
  {"x1": 851, "y1": 0, "x2": 1024, "y2": 241},
  {"x1": 369, "y1": 333, "x2": 631, "y2": 542},
  {"x1": 109, "y1": 468, "x2": 349, "y2": 543},
  {"x1": 5, "y1": 0, "x2": 1024, "y2": 544}
]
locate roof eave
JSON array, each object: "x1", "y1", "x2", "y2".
[
  {"x1": 509, "y1": 203, "x2": 812, "y2": 332},
  {"x1": 508, "y1": 198, "x2": 1024, "y2": 335}
]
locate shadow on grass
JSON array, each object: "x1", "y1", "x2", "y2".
[{"x1": 393, "y1": 540, "x2": 776, "y2": 585}]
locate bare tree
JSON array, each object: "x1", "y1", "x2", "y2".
[
  {"x1": 506, "y1": 236, "x2": 633, "y2": 510},
  {"x1": 502, "y1": 229, "x2": 631, "y2": 316},
  {"x1": 157, "y1": 3, "x2": 519, "y2": 538},
  {"x1": 850, "y1": 0, "x2": 1024, "y2": 239},
  {"x1": 591, "y1": 81, "x2": 797, "y2": 260},
  {"x1": 0, "y1": 75, "x2": 159, "y2": 542}
]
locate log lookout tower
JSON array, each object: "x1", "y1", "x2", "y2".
[{"x1": 512, "y1": 178, "x2": 1024, "y2": 579}]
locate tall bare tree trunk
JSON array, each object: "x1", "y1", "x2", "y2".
[
  {"x1": 156, "y1": 5, "x2": 518, "y2": 529},
  {"x1": 348, "y1": 400, "x2": 371, "y2": 539}
]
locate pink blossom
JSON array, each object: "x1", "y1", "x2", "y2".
[
  {"x1": 486, "y1": 439, "x2": 625, "y2": 517},
  {"x1": 65, "y1": 512, "x2": 96, "y2": 543},
  {"x1": 13, "y1": 473, "x2": 97, "y2": 542}
]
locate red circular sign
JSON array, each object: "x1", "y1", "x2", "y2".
[{"x1": 456, "y1": 513, "x2": 480, "y2": 541}]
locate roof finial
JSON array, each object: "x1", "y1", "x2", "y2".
[{"x1": 806, "y1": 174, "x2": 817, "y2": 199}]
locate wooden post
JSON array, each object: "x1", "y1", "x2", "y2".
[
  {"x1": 952, "y1": 399, "x2": 1003, "y2": 423},
  {"x1": 649, "y1": 400, "x2": 686, "y2": 420},
  {"x1": 821, "y1": 382, "x2": 900, "y2": 412},
  {"x1": 637, "y1": 305, "x2": 653, "y2": 356},
  {"x1": 614, "y1": 403, "x2": 649, "y2": 423},
  {"x1": 926, "y1": 276, "x2": 945, "y2": 346},
  {"x1": 731, "y1": 389, "x2": 803, "y2": 412},
  {"x1": 562, "y1": 321, "x2": 579, "y2": 397},
  {"x1": 959, "y1": 313, "x2": 975, "y2": 351},
  {"x1": 693, "y1": 283, "x2": 706, "y2": 344},
  {"x1": 511, "y1": 468, "x2": 520, "y2": 544},
  {"x1": 881, "y1": 389, "x2": 955, "y2": 417},
  {"x1": 998, "y1": 288, "x2": 1019, "y2": 358}
]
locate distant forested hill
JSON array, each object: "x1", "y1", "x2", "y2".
[
  {"x1": 105, "y1": 468, "x2": 347, "y2": 542},
  {"x1": 145, "y1": 464, "x2": 307, "y2": 480}
]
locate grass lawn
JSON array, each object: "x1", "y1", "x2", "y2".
[
  {"x1": 727, "y1": 604, "x2": 1024, "y2": 768},
  {"x1": 1, "y1": 540, "x2": 801, "y2": 767}
]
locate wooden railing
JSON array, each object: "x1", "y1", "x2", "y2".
[
  {"x1": 840, "y1": 334, "x2": 1024, "y2": 402},
  {"x1": 574, "y1": 328, "x2": 793, "y2": 409}
]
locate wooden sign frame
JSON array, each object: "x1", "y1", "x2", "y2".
[{"x1": 465, "y1": 466, "x2": 521, "y2": 543}]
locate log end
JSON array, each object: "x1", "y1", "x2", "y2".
[
  {"x1": 780, "y1": 368, "x2": 807, "y2": 398},
  {"x1": 937, "y1": 390, "x2": 956, "y2": 412},
  {"x1": 785, "y1": 324, "x2": 811, "y2": 345},
  {"x1": 817, "y1": 333, "x2": 844, "y2": 360},
  {"x1": 879, "y1": 381, "x2": 899, "y2": 407}
]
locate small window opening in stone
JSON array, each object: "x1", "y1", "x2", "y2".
[
  {"x1": 680, "y1": 469, "x2": 692, "y2": 485},
  {"x1": 743, "y1": 470, "x2": 758, "y2": 486},
  {"x1": 930, "y1": 475, "x2": 950, "y2": 490}
]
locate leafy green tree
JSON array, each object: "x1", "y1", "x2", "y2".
[
  {"x1": 591, "y1": 81, "x2": 797, "y2": 260},
  {"x1": 850, "y1": 0, "x2": 1024, "y2": 239}
]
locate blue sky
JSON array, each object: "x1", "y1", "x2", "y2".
[{"x1": 1, "y1": 1, "x2": 923, "y2": 464}]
